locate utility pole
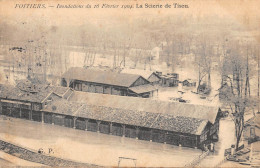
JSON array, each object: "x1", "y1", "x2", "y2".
[
  {"x1": 257, "y1": 48, "x2": 260, "y2": 113},
  {"x1": 245, "y1": 42, "x2": 250, "y2": 97},
  {"x1": 44, "y1": 42, "x2": 47, "y2": 82}
]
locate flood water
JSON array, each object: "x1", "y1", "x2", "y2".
[{"x1": 0, "y1": 116, "x2": 203, "y2": 167}]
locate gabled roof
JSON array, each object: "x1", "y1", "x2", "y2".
[
  {"x1": 69, "y1": 91, "x2": 219, "y2": 124},
  {"x1": 42, "y1": 99, "x2": 84, "y2": 116},
  {"x1": 0, "y1": 84, "x2": 53, "y2": 103},
  {"x1": 129, "y1": 84, "x2": 157, "y2": 94},
  {"x1": 62, "y1": 67, "x2": 142, "y2": 87},
  {"x1": 183, "y1": 79, "x2": 196, "y2": 83},
  {"x1": 0, "y1": 83, "x2": 70, "y2": 103},
  {"x1": 42, "y1": 99, "x2": 208, "y2": 135},
  {"x1": 151, "y1": 114, "x2": 208, "y2": 135},
  {"x1": 245, "y1": 114, "x2": 260, "y2": 128},
  {"x1": 120, "y1": 69, "x2": 160, "y2": 81},
  {"x1": 52, "y1": 86, "x2": 71, "y2": 97}
]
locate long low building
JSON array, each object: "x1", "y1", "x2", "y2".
[
  {"x1": 0, "y1": 82, "x2": 221, "y2": 149},
  {"x1": 61, "y1": 67, "x2": 157, "y2": 98}
]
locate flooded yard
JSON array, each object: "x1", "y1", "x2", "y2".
[{"x1": 0, "y1": 116, "x2": 202, "y2": 167}]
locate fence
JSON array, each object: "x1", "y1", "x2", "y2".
[
  {"x1": 213, "y1": 156, "x2": 228, "y2": 168},
  {"x1": 184, "y1": 150, "x2": 210, "y2": 167}
]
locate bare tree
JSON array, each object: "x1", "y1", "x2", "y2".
[
  {"x1": 194, "y1": 36, "x2": 213, "y2": 94},
  {"x1": 219, "y1": 43, "x2": 254, "y2": 150}
]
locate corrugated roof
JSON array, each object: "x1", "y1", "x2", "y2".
[
  {"x1": 62, "y1": 67, "x2": 142, "y2": 87},
  {"x1": 129, "y1": 84, "x2": 157, "y2": 94},
  {"x1": 69, "y1": 91, "x2": 219, "y2": 124}
]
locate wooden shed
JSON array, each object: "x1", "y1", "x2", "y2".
[
  {"x1": 0, "y1": 83, "x2": 221, "y2": 149},
  {"x1": 183, "y1": 79, "x2": 196, "y2": 87},
  {"x1": 159, "y1": 73, "x2": 179, "y2": 87},
  {"x1": 61, "y1": 67, "x2": 157, "y2": 98}
]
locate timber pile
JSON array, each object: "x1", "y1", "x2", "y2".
[{"x1": 0, "y1": 140, "x2": 101, "y2": 167}]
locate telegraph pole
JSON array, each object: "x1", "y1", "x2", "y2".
[{"x1": 257, "y1": 48, "x2": 260, "y2": 113}]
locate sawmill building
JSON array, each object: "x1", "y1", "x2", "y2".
[
  {"x1": 0, "y1": 82, "x2": 221, "y2": 149},
  {"x1": 61, "y1": 67, "x2": 157, "y2": 98}
]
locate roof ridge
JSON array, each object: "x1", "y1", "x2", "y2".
[
  {"x1": 73, "y1": 104, "x2": 85, "y2": 116},
  {"x1": 40, "y1": 91, "x2": 54, "y2": 103},
  {"x1": 149, "y1": 113, "x2": 161, "y2": 128}
]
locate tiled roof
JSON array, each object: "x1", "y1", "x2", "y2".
[
  {"x1": 151, "y1": 115, "x2": 208, "y2": 135},
  {"x1": 0, "y1": 83, "x2": 70, "y2": 103},
  {"x1": 0, "y1": 83, "x2": 213, "y2": 135},
  {"x1": 0, "y1": 84, "x2": 53, "y2": 103},
  {"x1": 42, "y1": 99, "x2": 84, "y2": 116},
  {"x1": 42, "y1": 99, "x2": 208, "y2": 135},
  {"x1": 51, "y1": 86, "x2": 70, "y2": 97},
  {"x1": 62, "y1": 67, "x2": 142, "y2": 87},
  {"x1": 69, "y1": 91, "x2": 219, "y2": 124}
]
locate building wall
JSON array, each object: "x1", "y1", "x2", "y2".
[
  {"x1": 131, "y1": 77, "x2": 149, "y2": 87},
  {"x1": 103, "y1": 86, "x2": 111, "y2": 94},
  {"x1": 161, "y1": 78, "x2": 178, "y2": 87},
  {"x1": 127, "y1": 90, "x2": 151, "y2": 98},
  {"x1": 69, "y1": 80, "x2": 128, "y2": 96},
  {"x1": 61, "y1": 78, "x2": 67, "y2": 87},
  {"x1": 99, "y1": 121, "x2": 110, "y2": 134},
  {"x1": 208, "y1": 111, "x2": 221, "y2": 141},
  {"x1": 199, "y1": 123, "x2": 212, "y2": 147},
  {"x1": 64, "y1": 78, "x2": 153, "y2": 98},
  {"x1": 44, "y1": 112, "x2": 52, "y2": 124},
  {"x1": 0, "y1": 100, "x2": 2, "y2": 115},
  {"x1": 64, "y1": 116, "x2": 74, "y2": 128},
  {"x1": 32, "y1": 111, "x2": 41, "y2": 122},
  {"x1": 148, "y1": 74, "x2": 161, "y2": 84},
  {"x1": 76, "y1": 118, "x2": 86, "y2": 130},
  {"x1": 139, "y1": 92, "x2": 151, "y2": 98},
  {"x1": 183, "y1": 81, "x2": 196, "y2": 87},
  {"x1": 0, "y1": 99, "x2": 32, "y2": 120},
  {"x1": 0, "y1": 98, "x2": 217, "y2": 149}
]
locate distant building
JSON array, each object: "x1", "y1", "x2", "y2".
[
  {"x1": 0, "y1": 83, "x2": 221, "y2": 149},
  {"x1": 183, "y1": 79, "x2": 196, "y2": 87},
  {"x1": 159, "y1": 73, "x2": 179, "y2": 87},
  {"x1": 61, "y1": 67, "x2": 157, "y2": 98},
  {"x1": 218, "y1": 83, "x2": 232, "y2": 100},
  {"x1": 244, "y1": 114, "x2": 260, "y2": 143},
  {"x1": 120, "y1": 69, "x2": 161, "y2": 85},
  {"x1": 0, "y1": 81, "x2": 72, "y2": 121}
]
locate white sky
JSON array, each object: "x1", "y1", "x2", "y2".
[{"x1": 0, "y1": 0, "x2": 259, "y2": 26}]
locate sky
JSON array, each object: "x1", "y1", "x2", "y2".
[
  {"x1": 0, "y1": 0, "x2": 259, "y2": 25},
  {"x1": 0, "y1": 0, "x2": 259, "y2": 44}
]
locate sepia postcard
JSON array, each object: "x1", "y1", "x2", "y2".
[{"x1": 0, "y1": 0, "x2": 259, "y2": 167}]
